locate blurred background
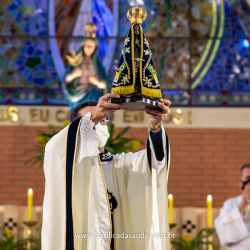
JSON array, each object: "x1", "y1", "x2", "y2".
[{"x1": 0, "y1": 0, "x2": 250, "y2": 249}]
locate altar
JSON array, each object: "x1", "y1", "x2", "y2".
[{"x1": 0, "y1": 205, "x2": 229, "y2": 250}]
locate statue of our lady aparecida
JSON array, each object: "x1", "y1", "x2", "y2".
[
  {"x1": 109, "y1": 6, "x2": 163, "y2": 111},
  {"x1": 62, "y1": 22, "x2": 110, "y2": 110}
]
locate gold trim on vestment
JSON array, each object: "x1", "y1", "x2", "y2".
[
  {"x1": 64, "y1": 125, "x2": 70, "y2": 250},
  {"x1": 72, "y1": 117, "x2": 83, "y2": 250},
  {"x1": 146, "y1": 147, "x2": 152, "y2": 177},
  {"x1": 97, "y1": 155, "x2": 112, "y2": 248},
  {"x1": 147, "y1": 146, "x2": 153, "y2": 250},
  {"x1": 166, "y1": 130, "x2": 170, "y2": 249}
]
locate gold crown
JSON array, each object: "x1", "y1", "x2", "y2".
[
  {"x1": 127, "y1": 6, "x2": 147, "y2": 25},
  {"x1": 84, "y1": 21, "x2": 98, "y2": 38}
]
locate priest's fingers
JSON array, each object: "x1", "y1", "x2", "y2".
[
  {"x1": 157, "y1": 102, "x2": 170, "y2": 114},
  {"x1": 149, "y1": 115, "x2": 162, "y2": 120},
  {"x1": 145, "y1": 110, "x2": 158, "y2": 116},
  {"x1": 159, "y1": 98, "x2": 171, "y2": 107},
  {"x1": 101, "y1": 93, "x2": 120, "y2": 102},
  {"x1": 145, "y1": 106, "x2": 169, "y2": 115},
  {"x1": 145, "y1": 111, "x2": 162, "y2": 120}
]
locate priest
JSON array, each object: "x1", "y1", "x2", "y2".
[
  {"x1": 214, "y1": 163, "x2": 250, "y2": 249},
  {"x1": 42, "y1": 93, "x2": 171, "y2": 250}
]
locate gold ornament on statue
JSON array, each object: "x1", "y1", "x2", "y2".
[
  {"x1": 84, "y1": 21, "x2": 98, "y2": 38},
  {"x1": 127, "y1": 6, "x2": 147, "y2": 24}
]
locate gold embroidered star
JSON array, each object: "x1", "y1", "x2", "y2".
[
  {"x1": 122, "y1": 47, "x2": 130, "y2": 54},
  {"x1": 124, "y1": 37, "x2": 130, "y2": 46},
  {"x1": 144, "y1": 49, "x2": 151, "y2": 56},
  {"x1": 144, "y1": 38, "x2": 149, "y2": 47},
  {"x1": 143, "y1": 77, "x2": 152, "y2": 87},
  {"x1": 121, "y1": 74, "x2": 131, "y2": 85}
]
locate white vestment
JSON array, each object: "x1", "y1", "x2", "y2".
[
  {"x1": 214, "y1": 195, "x2": 250, "y2": 250},
  {"x1": 42, "y1": 112, "x2": 171, "y2": 250}
]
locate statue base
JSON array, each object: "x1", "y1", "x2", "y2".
[{"x1": 108, "y1": 95, "x2": 162, "y2": 111}]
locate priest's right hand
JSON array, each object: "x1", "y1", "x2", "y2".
[
  {"x1": 239, "y1": 185, "x2": 250, "y2": 213},
  {"x1": 90, "y1": 93, "x2": 123, "y2": 125}
]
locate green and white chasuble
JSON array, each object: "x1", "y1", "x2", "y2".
[{"x1": 42, "y1": 112, "x2": 171, "y2": 250}]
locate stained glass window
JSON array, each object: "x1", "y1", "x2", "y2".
[{"x1": 0, "y1": 0, "x2": 250, "y2": 106}]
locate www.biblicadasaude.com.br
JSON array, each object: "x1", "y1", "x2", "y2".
[{"x1": 75, "y1": 232, "x2": 175, "y2": 239}]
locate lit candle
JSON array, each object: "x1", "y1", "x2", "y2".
[
  {"x1": 207, "y1": 195, "x2": 213, "y2": 227},
  {"x1": 168, "y1": 194, "x2": 173, "y2": 223},
  {"x1": 28, "y1": 189, "x2": 33, "y2": 221}
]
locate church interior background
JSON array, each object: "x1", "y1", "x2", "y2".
[{"x1": 0, "y1": 0, "x2": 250, "y2": 249}]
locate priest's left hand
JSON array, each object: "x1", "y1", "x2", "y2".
[{"x1": 145, "y1": 98, "x2": 171, "y2": 130}]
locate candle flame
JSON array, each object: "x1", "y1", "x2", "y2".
[
  {"x1": 207, "y1": 195, "x2": 212, "y2": 201},
  {"x1": 28, "y1": 188, "x2": 33, "y2": 195},
  {"x1": 168, "y1": 194, "x2": 173, "y2": 199}
]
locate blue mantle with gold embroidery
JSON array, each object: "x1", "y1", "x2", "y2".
[
  {"x1": 99, "y1": 148, "x2": 113, "y2": 162},
  {"x1": 111, "y1": 23, "x2": 162, "y2": 98}
]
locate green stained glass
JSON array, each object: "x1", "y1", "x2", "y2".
[
  {"x1": 0, "y1": 92, "x2": 7, "y2": 101},
  {"x1": 25, "y1": 57, "x2": 42, "y2": 69},
  {"x1": 18, "y1": 5, "x2": 35, "y2": 16}
]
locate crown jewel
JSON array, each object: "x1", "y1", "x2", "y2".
[
  {"x1": 127, "y1": 6, "x2": 147, "y2": 25},
  {"x1": 84, "y1": 21, "x2": 98, "y2": 38}
]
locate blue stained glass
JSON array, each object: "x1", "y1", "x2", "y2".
[
  {"x1": 27, "y1": 47, "x2": 34, "y2": 55},
  {"x1": 12, "y1": 11, "x2": 18, "y2": 18},
  {"x1": 23, "y1": 68, "x2": 31, "y2": 77},
  {"x1": 0, "y1": 45, "x2": 12, "y2": 54},
  {"x1": 192, "y1": 0, "x2": 250, "y2": 90},
  {"x1": 222, "y1": 2, "x2": 245, "y2": 38},
  {"x1": 34, "y1": 50, "x2": 43, "y2": 56},
  {"x1": 25, "y1": 41, "x2": 31, "y2": 47},
  {"x1": 16, "y1": 60, "x2": 23, "y2": 66},
  {"x1": 2, "y1": 0, "x2": 250, "y2": 105},
  {"x1": 39, "y1": 64, "x2": 46, "y2": 70},
  {"x1": 1, "y1": 0, "x2": 47, "y2": 36},
  {"x1": 8, "y1": 2, "x2": 21, "y2": 11},
  {"x1": 18, "y1": 66, "x2": 25, "y2": 71},
  {"x1": 194, "y1": 38, "x2": 250, "y2": 90},
  {"x1": 33, "y1": 78, "x2": 44, "y2": 85},
  {"x1": 41, "y1": 55, "x2": 46, "y2": 63},
  {"x1": 48, "y1": 57, "x2": 54, "y2": 67}
]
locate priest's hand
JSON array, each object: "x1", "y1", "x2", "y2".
[
  {"x1": 145, "y1": 98, "x2": 171, "y2": 130},
  {"x1": 239, "y1": 185, "x2": 250, "y2": 213},
  {"x1": 90, "y1": 93, "x2": 123, "y2": 125}
]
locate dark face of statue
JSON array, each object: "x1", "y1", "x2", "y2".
[
  {"x1": 134, "y1": 24, "x2": 140, "y2": 35},
  {"x1": 83, "y1": 39, "x2": 97, "y2": 57}
]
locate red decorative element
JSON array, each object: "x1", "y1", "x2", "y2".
[
  {"x1": 232, "y1": 9, "x2": 238, "y2": 17},
  {"x1": 41, "y1": 99, "x2": 49, "y2": 104},
  {"x1": 5, "y1": 99, "x2": 13, "y2": 104},
  {"x1": 5, "y1": 89, "x2": 14, "y2": 94},
  {"x1": 220, "y1": 91, "x2": 229, "y2": 96},
  {"x1": 41, "y1": 89, "x2": 49, "y2": 94},
  {"x1": 221, "y1": 101, "x2": 228, "y2": 106},
  {"x1": 242, "y1": 4, "x2": 247, "y2": 11}
]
